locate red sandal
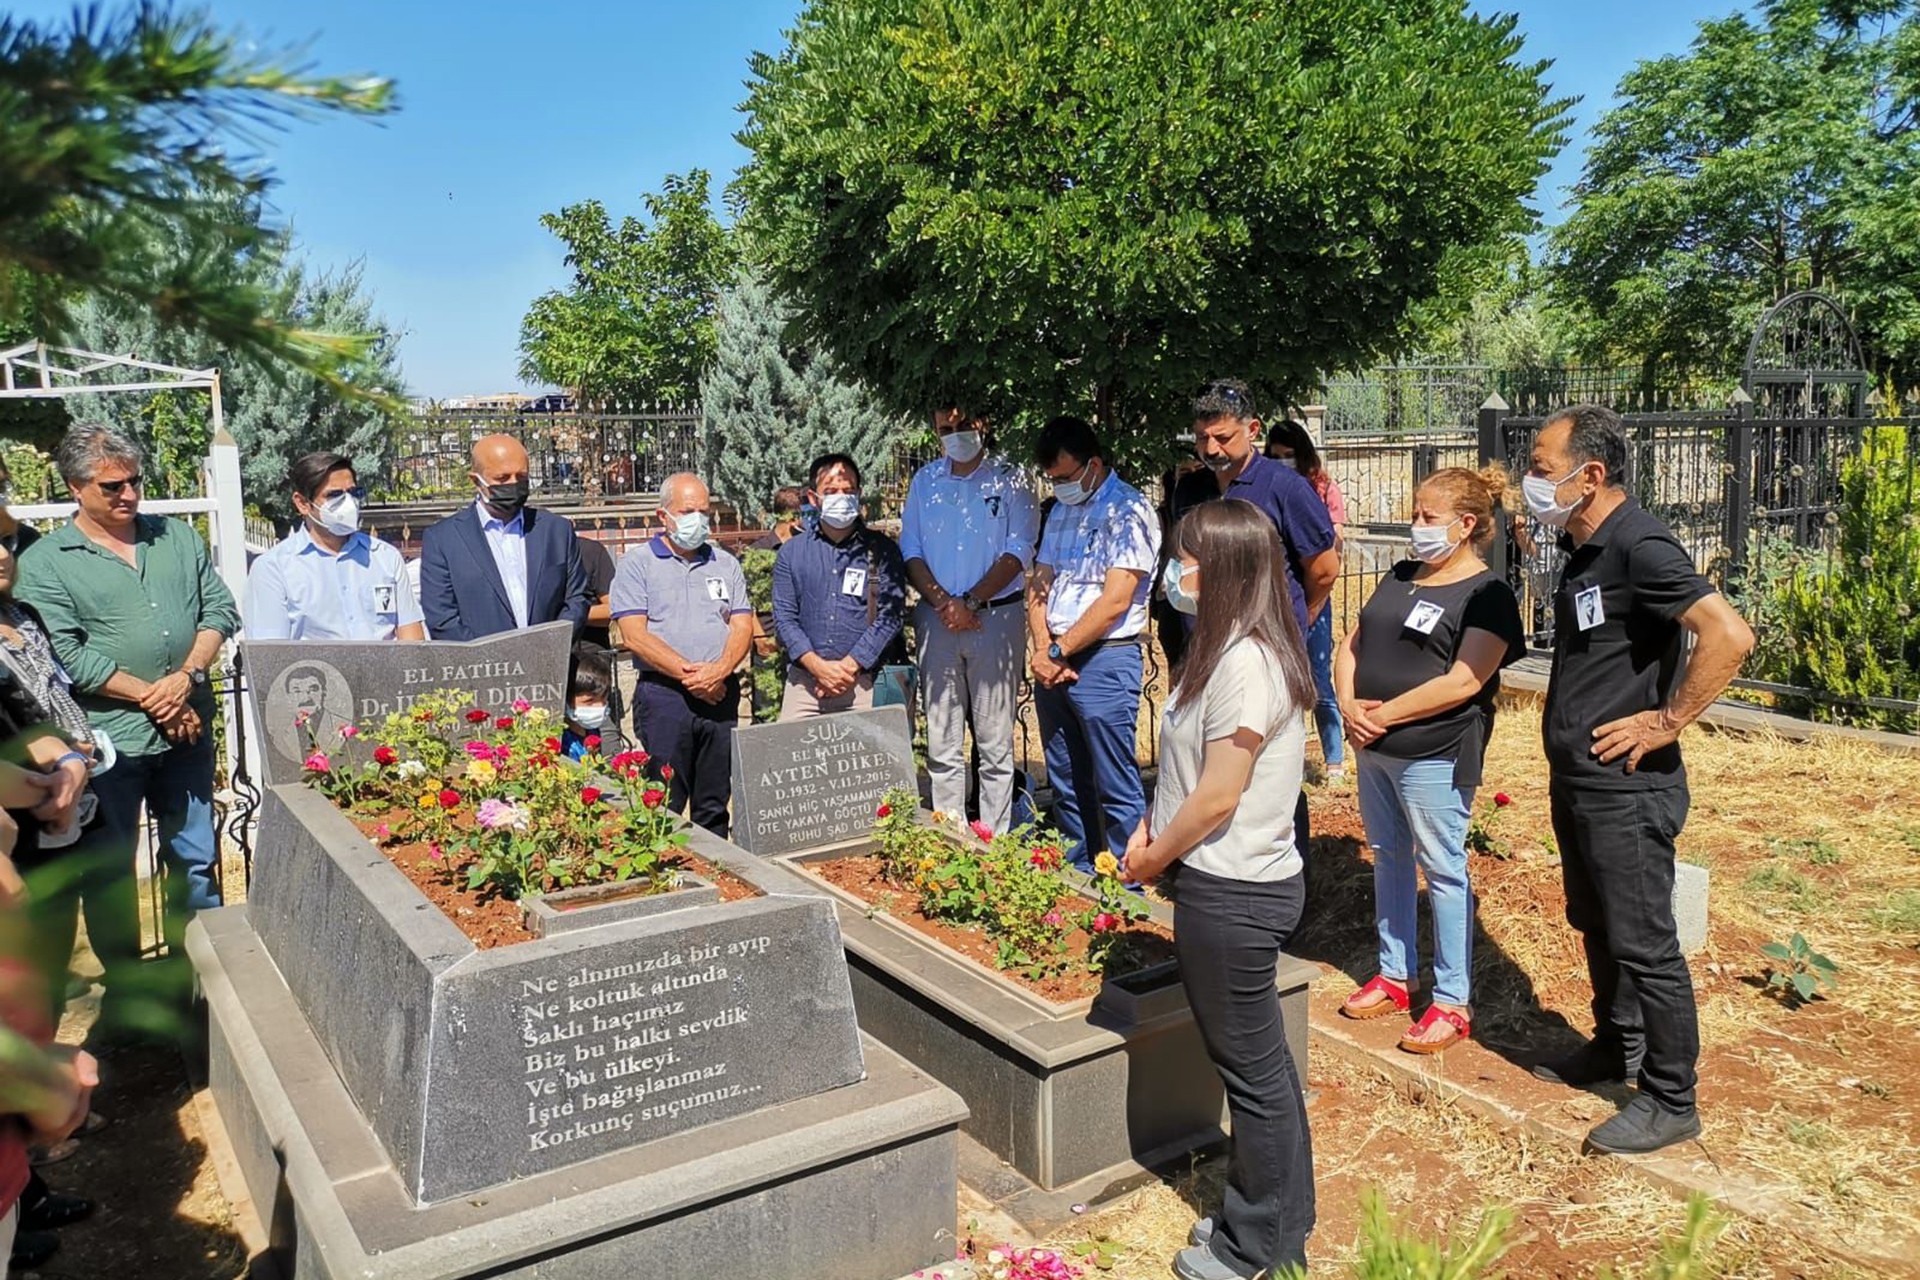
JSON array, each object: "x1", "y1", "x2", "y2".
[
  {"x1": 1399, "y1": 1005, "x2": 1470, "y2": 1055},
  {"x1": 1341, "y1": 975, "x2": 1413, "y2": 1021}
]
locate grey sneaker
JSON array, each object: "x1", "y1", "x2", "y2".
[
  {"x1": 1584, "y1": 1095, "x2": 1700, "y2": 1156},
  {"x1": 1188, "y1": 1216, "x2": 1215, "y2": 1247},
  {"x1": 1172, "y1": 1242, "x2": 1260, "y2": 1280}
]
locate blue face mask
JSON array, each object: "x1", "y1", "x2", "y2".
[
  {"x1": 668, "y1": 510, "x2": 710, "y2": 552},
  {"x1": 1163, "y1": 560, "x2": 1199, "y2": 616}
]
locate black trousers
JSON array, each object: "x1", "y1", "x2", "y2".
[
  {"x1": 1173, "y1": 865, "x2": 1315, "y2": 1275},
  {"x1": 633, "y1": 675, "x2": 739, "y2": 840},
  {"x1": 1549, "y1": 782, "x2": 1698, "y2": 1111}
]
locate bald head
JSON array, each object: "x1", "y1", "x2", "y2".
[
  {"x1": 472, "y1": 434, "x2": 530, "y2": 482},
  {"x1": 658, "y1": 472, "x2": 709, "y2": 517},
  {"x1": 471, "y1": 434, "x2": 531, "y2": 519}
]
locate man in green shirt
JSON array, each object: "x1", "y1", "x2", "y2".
[{"x1": 17, "y1": 425, "x2": 239, "y2": 1040}]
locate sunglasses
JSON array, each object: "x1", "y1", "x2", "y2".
[
  {"x1": 1198, "y1": 382, "x2": 1254, "y2": 410},
  {"x1": 96, "y1": 475, "x2": 143, "y2": 496},
  {"x1": 318, "y1": 485, "x2": 366, "y2": 502}
]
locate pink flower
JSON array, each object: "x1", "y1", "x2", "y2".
[
  {"x1": 970, "y1": 819, "x2": 994, "y2": 841},
  {"x1": 493, "y1": 743, "x2": 512, "y2": 763},
  {"x1": 512, "y1": 698, "x2": 532, "y2": 713},
  {"x1": 303, "y1": 751, "x2": 330, "y2": 772},
  {"x1": 427, "y1": 842, "x2": 444, "y2": 860},
  {"x1": 338, "y1": 723, "x2": 359, "y2": 740},
  {"x1": 294, "y1": 708, "x2": 311, "y2": 728},
  {"x1": 476, "y1": 799, "x2": 529, "y2": 832},
  {"x1": 375, "y1": 823, "x2": 390, "y2": 840},
  {"x1": 373, "y1": 745, "x2": 398, "y2": 766},
  {"x1": 1043, "y1": 911, "x2": 1063, "y2": 927},
  {"x1": 1091, "y1": 912, "x2": 1119, "y2": 934},
  {"x1": 463, "y1": 740, "x2": 493, "y2": 759}
]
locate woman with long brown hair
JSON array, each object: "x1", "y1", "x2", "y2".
[
  {"x1": 1121, "y1": 498, "x2": 1316, "y2": 1280},
  {"x1": 1334, "y1": 466, "x2": 1525, "y2": 1054}
]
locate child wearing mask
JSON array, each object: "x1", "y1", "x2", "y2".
[{"x1": 562, "y1": 645, "x2": 627, "y2": 762}]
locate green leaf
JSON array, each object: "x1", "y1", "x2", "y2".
[{"x1": 1760, "y1": 942, "x2": 1794, "y2": 961}]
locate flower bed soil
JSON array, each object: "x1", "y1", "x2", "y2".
[
  {"x1": 349, "y1": 809, "x2": 761, "y2": 949},
  {"x1": 806, "y1": 851, "x2": 1176, "y2": 1003}
]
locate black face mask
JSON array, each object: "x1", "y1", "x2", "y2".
[{"x1": 480, "y1": 478, "x2": 529, "y2": 517}]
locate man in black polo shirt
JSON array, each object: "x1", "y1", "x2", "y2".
[{"x1": 1524, "y1": 405, "x2": 1754, "y2": 1156}]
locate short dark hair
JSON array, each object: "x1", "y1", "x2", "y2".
[
  {"x1": 1544, "y1": 404, "x2": 1629, "y2": 489},
  {"x1": 569, "y1": 644, "x2": 613, "y2": 701},
  {"x1": 291, "y1": 452, "x2": 355, "y2": 501},
  {"x1": 770, "y1": 485, "x2": 806, "y2": 516},
  {"x1": 1192, "y1": 378, "x2": 1258, "y2": 424},
  {"x1": 807, "y1": 453, "x2": 861, "y2": 490},
  {"x1": 1034, "y1": 416, "x2": 1102, "y2": 469}
]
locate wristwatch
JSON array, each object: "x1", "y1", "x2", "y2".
[
  {"x1": 1047, "y1": 641, "x2": 1065, "y2": 662},
  {"x1": 962, "y1": 591, "x2": 985, "y2": 613},
  {"x1": 185, "y1": 665, "x2": 209, "y2": 689}
]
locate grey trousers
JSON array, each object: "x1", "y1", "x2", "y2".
[
  {"x1": 914, "y1": 601, "x2": 1023, "y2": 834},
  {"x1": 778, "y1": 666, "x2": 876, "y2": 720}
]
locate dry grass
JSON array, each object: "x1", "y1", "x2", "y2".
[{"x1": 1019, "y1": 1051, "x2": 1867, "y2": 1279}]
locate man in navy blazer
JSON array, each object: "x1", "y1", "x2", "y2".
[{"x1": 418, "y1": 434, "x2": 591, "y2": 641}]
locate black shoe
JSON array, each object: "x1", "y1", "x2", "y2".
[
  {"x1": 10, "y1": 1227, "x2": 60, "y2": 1269},
  {"x1": 1531, "y1": 1039, "x2": 1643, "y2": 1088},
  {"x1": 22, "y1": 1187, "x2": 96, "y2": 1231},
  {"x1": 1584, "y1": 1095, "x2": 1701, "y2": 1155}
]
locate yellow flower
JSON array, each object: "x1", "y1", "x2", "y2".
[
  {"x1": 467, "y1": 758, "x2": 498, "y2": 784},
  {"x1": 930, "y1": 810, "x2": 948, "y2": 825},
  {"x1": 1094, "y1": 851, "x2": 1120, "y2": 878},
  {"x1": 417, "y1": 791, "x2": 437, "y2": 809}
]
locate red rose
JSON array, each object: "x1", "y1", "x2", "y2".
[
  {"x1": 876, "y1": 803, "x2": 893, "y2": 819},
  {"x1": 634, "y1": 751, "x2": 651, "y2": 768},
  {"x1": 438, "y1": 788, "x2": 460, "y2": 809},
  {"x1": 643, "y1": 788, "x2": 666, "y2": 809},
  {"x1": 661, "y1": 765, "x2": 675, "y2": 781},
  {"x1": 495, "y1": 716, "x2": 515, "y2": 730},
  {"x1": 625, "y1": 766, "x2": 640, "y2": 780},
  {"x1": 1092, "y1": 912, "x2": 1119, "y2": 933},
  {"x1": 373, "y1": 745, "x2": 398, "y2": 766},
  {"x1": 1494, "y1": 793, "x2": 1513, "y2": 808},
  {"x1": 544, "y1": 736, "x2": 564, "y2": 754},
  {"x1": 580, "y1": 786, "x2": 602, "y2": 805},
  {"x1": 585, "y1": 735, "x2": 602, "y2": 751},
  {"x1": 465, "y1": 708, "x2": 489, "y2": 723}
]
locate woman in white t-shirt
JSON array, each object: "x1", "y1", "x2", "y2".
[{"x1": 1120, "y1": 498, "x2": 1316, "y2": 1280}]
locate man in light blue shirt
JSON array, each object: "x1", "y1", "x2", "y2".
[
  {"x1": 900, "y1": 407, "x2": 1039, "y2": 834},
  {"x1": 1028, "y1": 415, "x2": 1160, "y2": 870},
  {"x1": 244, "y1": 452, "x2": 425, "y2": 642}
]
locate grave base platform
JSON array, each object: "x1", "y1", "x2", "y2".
[{"x1": 189, "y1": 906, "x2": 967, "y2": 1280}]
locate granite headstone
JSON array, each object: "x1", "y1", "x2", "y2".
[
  {"x1": 241, "y1": 620, "x2": 572, "y2": 786},
  {"x1": 729, "y1": 706, "x2": 915, "y2": 855}
]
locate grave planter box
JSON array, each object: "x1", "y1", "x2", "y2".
[
  {"x1": 778, "y1": 835, "x2": 1318, "y2": 1196},
  {"x1": 243, "y1": 783, "x2": 872, "y2": 1204}
]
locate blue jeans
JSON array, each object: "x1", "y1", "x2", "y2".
[
  {"x1": 1306, "y1": 608, "x2": 1343, "y2": 767},
  {"x1": 1357, "y1": 751, "x2": 1474, "y2": 1007},
  {"x1": 67, "y1": 734, "x2": 220, "y2": 1034},
  {"x1": 1034, "y1": 642, "x2": 1147, "y2": 870}
]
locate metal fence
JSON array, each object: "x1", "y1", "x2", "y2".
[
  {"x1": 386, "y1": 408, "x2": 704, "y2": 501},
  {"x1": 1323, "y1": 364, "x2": 1730, "y2": 437}
]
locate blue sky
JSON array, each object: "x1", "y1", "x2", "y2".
[{"x1": 27, "y1": 1, "x2": 1730, "y2": 397}]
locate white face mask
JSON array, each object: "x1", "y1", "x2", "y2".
[
  {"x1": 1522, "y1": 467, "x2": 1585, "y2": 529},
  {"x1": 1273, "y1": 455, "x2": 1298, "y2": 470},
  {"x1": 1163, "y1": 560, "x2": 1199, "y2": 615},
  {"x1": 942, "y1": 430, "x2": 984, "y2": 464},
  {"x1": 818, "y1": 493, "x2": 862, "y2": 529},
  {"x1": 314, "y1": 492, "x2": 361, "y2": 537},
  {"x1": 571, "y1": 702, "x2": 608, "y2": 730},
  {"x1": 668, "y1": 510, "x2": 711, "y2": 551},
  {"x1": 1409, "y1": 518, "x2": 1463, "y2": 565},
  {"x1": 1052, "y1": 461, "x2": 1096, "y2": 506}
]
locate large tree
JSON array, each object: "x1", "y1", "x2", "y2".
[
  {"x1": 700, "y1": 270, "x2": 909, "y2": 519},
  {"x1": 519, "y1": 170, "x2": 737, "y2": 405},
  {"x1": 734, "y1": 0, "x2": 1568, "y2": 460},
  {"x1": 1549, "y1": 0, "x2": 1920, "y2": 382},
  {"x1": 0, "y1": 4, "x2": 395, "y2": 396}
]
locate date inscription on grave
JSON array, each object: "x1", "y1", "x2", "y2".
[{"x1": 729, "y1": 706, "x2": 915, "y2": 855}]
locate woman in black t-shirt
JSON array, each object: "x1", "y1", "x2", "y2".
[{"x1": 1333, "y1": 467, "x2": 1525, "y2": 1054}]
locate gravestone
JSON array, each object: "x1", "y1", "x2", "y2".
[
  {"x1": 728, "y1": 706, "x2": 915, "y2": 855},
  {"x1": 241, "y1": 621, "x2": 572, "y2": 786},
  {"x1": 1673, "y1": 860, "x2": 1709, "y2": 955}
]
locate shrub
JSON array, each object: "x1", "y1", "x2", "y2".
[{"x1": 1759, "y1": 932, "x2": 1839, "y2": 1006}]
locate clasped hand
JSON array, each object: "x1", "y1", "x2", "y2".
[
  {"x1": 138, "y1": 670, "x2": 192, "y2": 722},
  {"x1": 1342, "y1": 697, "x2": 1388, "y2": 748}
]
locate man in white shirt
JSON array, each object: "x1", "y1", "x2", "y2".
[
  {"x1": 900, "y1": 407, "x2": 1040, "y2": 834},
  {"x1": 244, "y1": 452, "x2": 425, "y2": 642},
  {"x1": 1028, "y1": 415, "x2": 1160, "y2": 871}
]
